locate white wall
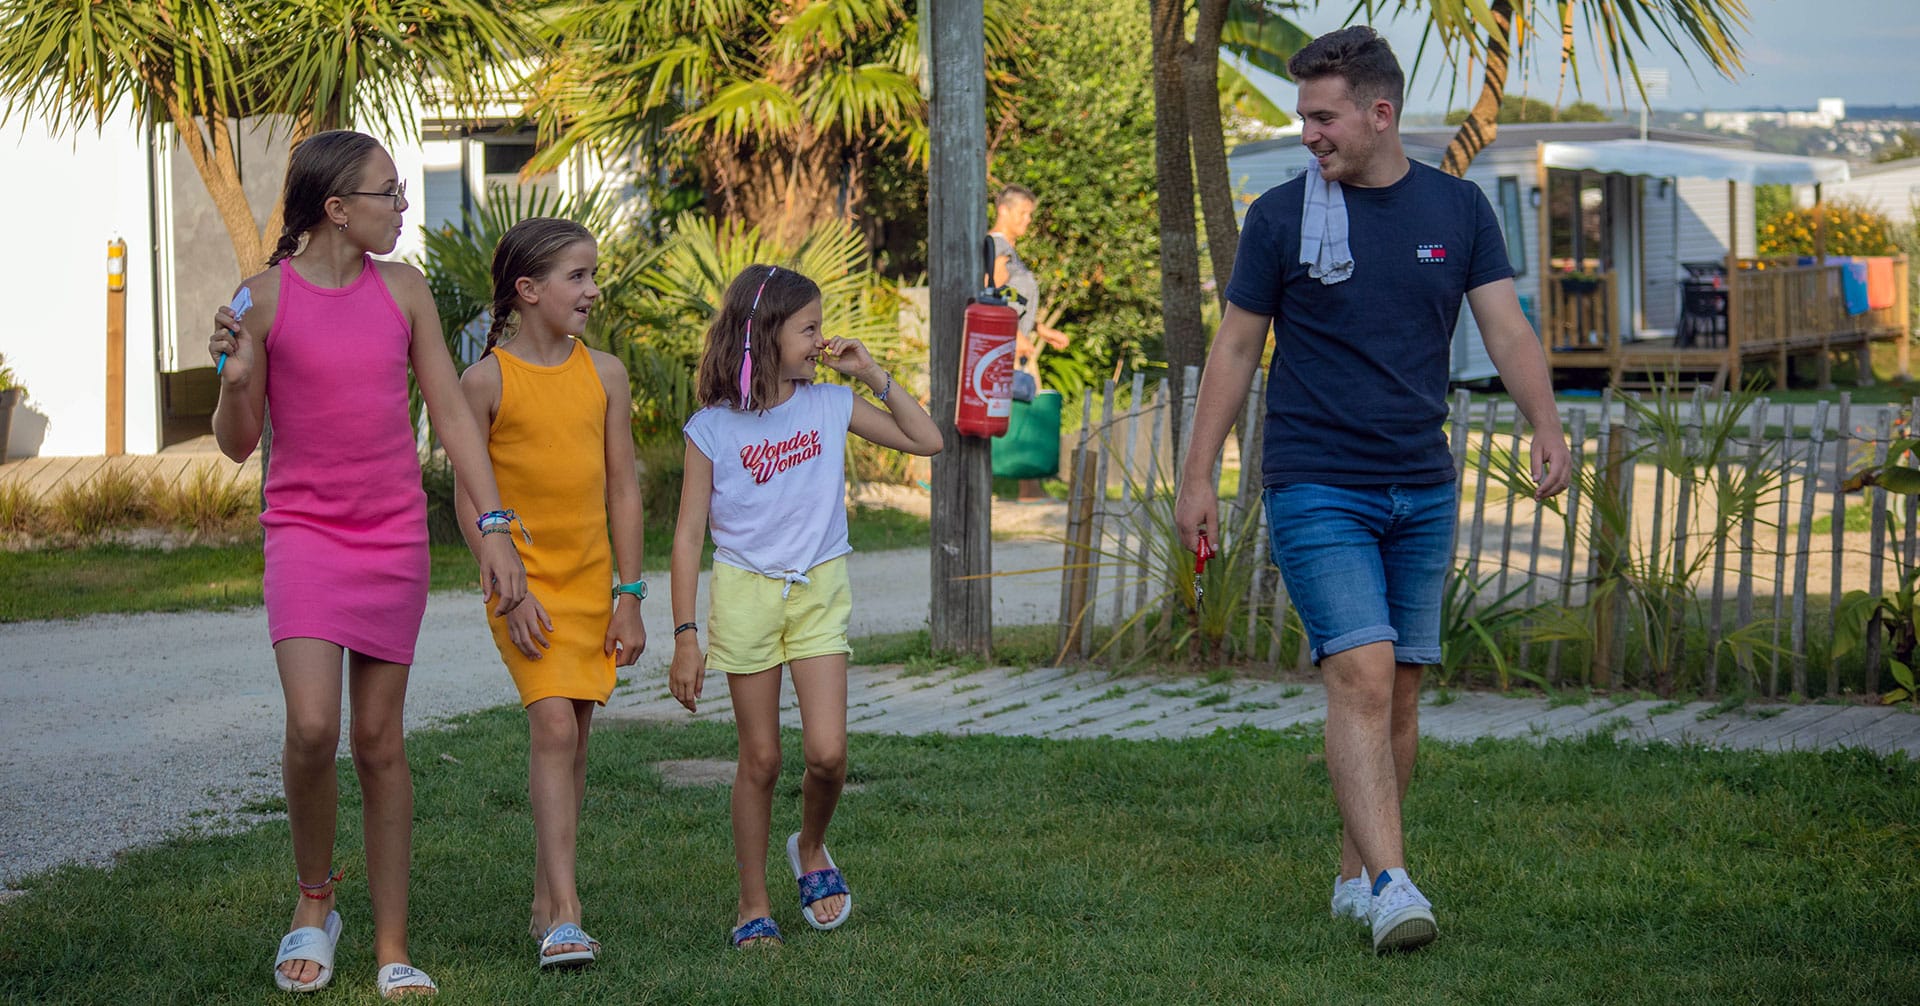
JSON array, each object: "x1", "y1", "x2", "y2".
[
  {"x1": 1641, "y1": 176, "x2": 1681, "y2": 331},
  {"x1": 1675, "y1": 177, "x2": 1755, "y2": 264},
  {"x1": 0, "y1": 105, "x2": 160, "y2": 458},
  {"x1": 1800, "y1": 162, "x2": 1920, "y2": 226}
]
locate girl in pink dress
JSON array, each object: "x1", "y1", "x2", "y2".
[{"x1": 209, "y1": 130, "x2": 528, "y2": 999}]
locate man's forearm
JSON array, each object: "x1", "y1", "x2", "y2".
[
  {"x1": 1179, "y1": 334, "x2": 1268, "y2": 483},
  {"x1": 1484, "y1": 329, "x2": 1564, "y2": 438}
]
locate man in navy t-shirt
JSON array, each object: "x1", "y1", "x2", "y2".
[{"x1": 1174, "y1": 26, "x2": 1571, "y2": 954}]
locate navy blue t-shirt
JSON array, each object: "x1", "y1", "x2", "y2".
[{"x1": 1225, "y1": 160, "x2": 1513, "y2": 487}]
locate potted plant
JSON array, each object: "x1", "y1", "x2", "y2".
[
  {"x1": 0, "y1": 352, "x2": 24, "y2": 463},
  {"x1": 1558, "y1": 271, "x2": 1603, "y2": 296}
]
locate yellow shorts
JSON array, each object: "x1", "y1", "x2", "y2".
[{"x1": 706, "y1": 556, "x2": 854, "y2": 674}]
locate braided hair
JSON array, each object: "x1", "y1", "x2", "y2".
[
  {"x1": 485, "y1": 217, "x2": 597, "y2": 355},
  {"x1": 266, "y1": 131, "x2": 384, "y2": 266}
]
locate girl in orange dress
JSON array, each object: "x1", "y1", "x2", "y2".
[{"x1": 455, "y1": 218, "x2": 647, "y2": 969}]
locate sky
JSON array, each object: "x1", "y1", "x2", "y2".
[{"x1": 1244, "y1": 0, "x2": 1920, "y2": 118}]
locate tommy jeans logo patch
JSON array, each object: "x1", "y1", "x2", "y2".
[
  {"x1": 740, "y1": 429, "x2": 823, "y2": 484},
  {"x1": 1415, "y1": 243, "x2": 1448, "y2": 264}
]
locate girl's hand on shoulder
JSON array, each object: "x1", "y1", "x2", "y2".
[
  {"x1": 505, "y1": 593, "x2": 554, "y2": 660},
  {"x1": 605, "y1": 599, "x2": 646, "y2": 667},
  {"x1": 824, "y1": 337, "x2": 878, "y2": 379},
  {"x1": 667, "y1": 636, "x2": 706, "y2": 713},
  {"x1": 478, "y1": 535, "x2": 529, "y2": 616}
]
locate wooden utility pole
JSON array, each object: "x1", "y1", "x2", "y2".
[
  {"x1": 105, "y1": 237, "x2": 127, "y2": 456},
  {"x1": 927, "y1": 0, "x2": 993, "y2": 656}
]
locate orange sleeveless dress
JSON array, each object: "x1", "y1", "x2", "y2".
[{"x1": 483, "y1": 340, "x2": 616, "y2": 705}]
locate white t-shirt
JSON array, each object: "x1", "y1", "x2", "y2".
[{"x1": 683, "y1": 383, "x2": 855, "y2": 578}]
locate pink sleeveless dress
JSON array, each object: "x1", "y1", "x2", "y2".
[{"x1": 260, "y1": 255, "x2": 429, "y2": 664}]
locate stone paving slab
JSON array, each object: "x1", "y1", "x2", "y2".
[{"x1": 604, "y1": 664, "x2": 1920, "y2": 759}]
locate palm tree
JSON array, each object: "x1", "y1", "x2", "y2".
[
  {"x1": 0, "y1": 0, "x2": 528, "y2": 272},
  {"x1": 1358, "y1": 0, "x2": 1749, "y2": 176},
  {"x1": 1150, "y1": 0, "x2": 1310, "y2": 456},
  {"x1": 523, "y1": 0, "x2": 1015, "y2": 248}
]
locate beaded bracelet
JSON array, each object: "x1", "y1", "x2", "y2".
[
  {"x1": 476, "y1": 508, "x2": 532, "y2": 544},
  {"x1": 875, "y1": 373, "x2": 893, "y2": 404},
  {"x1": 297, "y1": 866, "x2": 346, "y2": 899}
]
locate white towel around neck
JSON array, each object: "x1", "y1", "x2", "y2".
[{"x1": 1299, "y1": 158, "x2": 1354, "y2": 285}]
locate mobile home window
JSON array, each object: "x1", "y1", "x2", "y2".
[{"x1": 1497, "y1": 176, "x2": 1527, "y2": 277}]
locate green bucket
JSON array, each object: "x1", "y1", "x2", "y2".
[{"x1": 992, "y1": 390, "x2": 1062, "y2": 481}]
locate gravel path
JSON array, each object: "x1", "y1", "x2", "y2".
[{"x1": 0, "y1": 541, "x2": 1063, "y2": 885}]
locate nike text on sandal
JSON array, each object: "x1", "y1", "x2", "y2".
[
  {"x1": 272, "y1": 910, "x2": 342, "y2": 993},
  {"x1": 376, "y1": 963, "x2": 438, "y2": 999}
]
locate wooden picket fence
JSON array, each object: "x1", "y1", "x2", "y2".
[{"x1": 1053, "y1": 366, "x2": 1918, "y2": 698}]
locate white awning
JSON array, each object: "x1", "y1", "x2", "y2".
[{"x1": 1540, "y1": 140, "x2": 1851, "y2": 186}]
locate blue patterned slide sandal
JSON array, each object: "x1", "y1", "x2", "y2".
[
  {"x1": 730, "y1": 915, "x2": 783, "y2": 949},
  {"x1": 538, "y1": 921, "x2": 598, "y2": 969},
  {"x1": 785, "y1": 831, "x2": 853, "y2": 931}
]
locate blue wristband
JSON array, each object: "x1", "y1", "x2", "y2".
[{"x1": 612, "y1": 580, "x2": 647, "y2": 601}]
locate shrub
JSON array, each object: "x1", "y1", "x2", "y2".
[
  {"x1": 46, "y1": 463, "x2": 151, "y2": 536},
  {"x1": 150, "y1": 465, "x2": 257, "y2": 537},
  {"x1": 0, "y1": 479, "x2": 40, "y2": 536},
  {"x1": 1757, "y1": 199, "x2": 1898, "y2": 258}
]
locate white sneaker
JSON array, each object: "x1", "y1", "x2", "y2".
[
  {"x1": 1330, "y1": 870, "x2": 1371, "y2": 923},
  {"x1": 1369, "y1": 871, "x2": 1438, "y2": 953}
]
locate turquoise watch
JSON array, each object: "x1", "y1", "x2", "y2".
[{"x1": 612, "y1": 580, "x2": 647, "y2": 601}]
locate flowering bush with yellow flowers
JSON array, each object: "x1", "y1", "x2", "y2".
[{"x1": 1758, "y1": 199, "x2": 1899, "y2": 258}]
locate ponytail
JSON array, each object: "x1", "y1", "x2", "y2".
[
  {"x1": 483, "y1": 293, "x2": 516, "y2": 356},
  {"x1": 265, "y1": 229, "x2": 304, "y2": 267},
  {"x1": 485, "y1": 217, "x2": 596, "y2": 358},
  {"x1": 269, "y1": 130, "x2": 383, "y2": 267}
]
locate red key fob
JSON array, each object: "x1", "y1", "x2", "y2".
[{"x1": 1194, "y1": 528, "x2": 1215, "y2": 604}]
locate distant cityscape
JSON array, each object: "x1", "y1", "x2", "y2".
[{"x1": 1678, "y1": 100, "x2": 1920, "y2": 161}]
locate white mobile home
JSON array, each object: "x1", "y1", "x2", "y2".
[{"x1": 0, "y1": 98, "x2": 619, "y2": 461}]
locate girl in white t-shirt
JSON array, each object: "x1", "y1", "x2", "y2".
[{"x1": 667, "y1": 264, "x2": 942, "y2": 949}]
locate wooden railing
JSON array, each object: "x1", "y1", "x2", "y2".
[
  {"x1": 1543, "y1": 270, "x2": 1617, "y2": 352},
  {"x1": 1733, "y1": 255, "x2": 1911, "y2": 350},
  {"x1": 1054, "y1": 372, "x2": 1920, "y2": 697}
]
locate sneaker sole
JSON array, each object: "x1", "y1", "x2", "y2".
[{"x1": 1373, "y1": 915, "x2": 1438, "y2": 953}]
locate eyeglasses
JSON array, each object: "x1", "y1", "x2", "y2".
[{"x1": 342, "y1": 180, "x2": 407, "y2": 210}]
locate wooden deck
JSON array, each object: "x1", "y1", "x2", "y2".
[
  {"x1": 0, "y1": 437, "x2": 259, "y2": 498},
  {"x1": 1544, "y1": 256, "x2": 1912, "y2": 390}
]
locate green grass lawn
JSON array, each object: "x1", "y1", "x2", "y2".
[
  {"x1": 0, "y1": 506, "x2": 931, "y2": 622},
  {"x1": 1, "y1": 715, "x2": 1912, "y2": 1004}
]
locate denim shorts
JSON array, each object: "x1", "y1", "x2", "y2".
[{"x1": 1263, "y1": 482, "x2": 1456, "y2": 666}]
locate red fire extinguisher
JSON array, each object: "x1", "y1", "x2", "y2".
[{"x1": 956, "y1": 237, "x2": 1018, "y2": 438}]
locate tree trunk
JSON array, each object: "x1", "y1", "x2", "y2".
[
  {"x1": 1441, "y1": 0, "x2": 1515, "y2": 177},
  {"x1": 1183, "y1": 0, "x2": 1239, "y2": 307},
  {"x1": 1150, "y1": 0, "x2": 1208, "y2": 466},
  {"x1": 926, "y1": 0, "x2": 993, "y2": 658},
  {"x1": 702, "y1": 132, "x2": 864, "y2": 247}
]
